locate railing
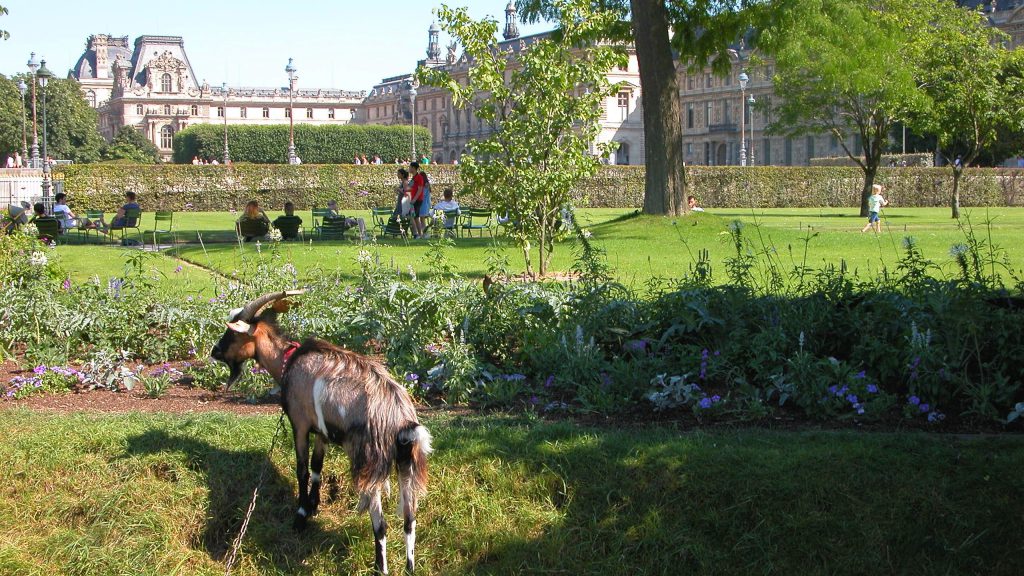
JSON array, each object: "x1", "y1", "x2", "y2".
[{"x1": 707, "y1": 122, "x2": 738, "y2": 134}]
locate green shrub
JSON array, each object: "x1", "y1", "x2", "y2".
[{"x1": 172, "y1": 123, "x2": 431, "y2": 165}]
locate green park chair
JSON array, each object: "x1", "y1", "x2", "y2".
[
  {"x1": 459, "y1": 207, "x2": 494, "y2": 238},
  {"x1": 53, "y1": 211, "x2": 81, "y2": 244},
  {"x1": 32, "y1": 217, "x2": 61, "y2": 245},
  {"x1": 146, "y1": 210, "x2": 176, "y2": 250},
  {"x1": 236, "y1": 218, "x2": 270, "y2": 242},
  {"x1": 109, "y1": 207, "x2": 143, "y2": 246},
  {"x1": 273, "y1": 215, "x2": 304, "y2": 241},
  {"x1": 311, "y1": 207, "x2": 331, "y2": 237},
  {"x1": 83, "y1": 210, "x2": 104, "y2": 244},
  {"x1": 318, "y1": 217, "x2": 349, "y2": 240},
  {"x1": 371, "y1": 207, "x2": 408, "y2": 239},
  {"x1": 440, "y1": 209, "x2": 461, "y2": 238}
]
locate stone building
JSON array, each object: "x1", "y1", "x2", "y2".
[
  {"x1": 70, "y1": 34, "x2": 364, "y2": 161},
  {"x1": 361, "y1": 2, "x2": 644, "y2": 165}
]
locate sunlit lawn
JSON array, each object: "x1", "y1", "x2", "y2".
[{"x1": 50, "y1": 207, "x2": 1024, "y2": 289}]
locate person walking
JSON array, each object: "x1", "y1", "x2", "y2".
[{"x1": 861, "y1": 184, "x2": 889, "y2": 233}]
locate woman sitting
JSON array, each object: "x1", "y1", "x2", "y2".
[{"x1": 236, "y1": 200, "x2": 271, "y2": 242}]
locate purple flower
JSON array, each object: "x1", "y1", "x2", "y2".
[
  {"x1": 711, "y1": 394, "x2": 721, "y2": 403},
  {"x1": 701, "y1": 349, "x2": 709, "y2": 359},
  {"x1": 600, "y1": 373, "x2": 613, "y2": 388},
  {"x1": 33, "y1": 365, "x2": 47, "y2": 375},
  {"x1": 714, "y1": 350, "x2": 721, "y2": 356},
  {"x1": 846, "y1": 394, "x2": 859, "y2": 405},
  {"x1": 405, "y1": 373, "x2": 419, "y2": 382},
  {"x1": 544, "y1": 375, "x2": 555, "y2": 388},
  {"x1": 209, "y1": 298, "x2": 217, "y2": 303},
  {"x1": 828, "y1": 385, "x2": 839, "y2": 396},
  {"x1": 854, "y1": 370, "x2": 866, "y2": 379},
  {"x1": 919, "y1": 403, "x2": 930, "y2": 413},
  {"x1": 358, "y1": 190, "x2": 370, "y2": 197},
  {"x1": 529, "y1": 395, "x2": 540, "y2": 405},
  {"x1": 866, "y1": 384, "x2": 879, "y2": 394},
  {"x1": 856, "y1": 405, "x2": 866, "y2": 415},
  {"x1": 928, "y1": 411, "x2": 945, "y2": 423},
  {"x1": 692, "y1": 383, "x2": 702, "y2": 392},
  {"x1": 908, "y1": 395, "x2": 921, "y2": 406},
  {"x1": 174, "y1": 265, "x2": 183, "y2": 273},
  {"x1": 698, "y1": 397, "x2": 713, "y2": 409},
  {"x1": 62, "y1": 278, "x2": 71, "y2": 291}
]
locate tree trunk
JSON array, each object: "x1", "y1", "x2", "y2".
[
  {"x1": 631, "y1": 0, "x2": 686, "y2": 216},
  {"x1": 951, "y1": 167, "x2": 961, "y2": 219},
  {"x1": 860, "y1": 166, "x2": 876, "y2": 218}
]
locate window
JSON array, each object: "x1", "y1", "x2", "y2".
[
  {"x1": 136, "y1": 104, "x2": 144, "y2": 115},
  {"x1": 328, "y1": 108, "x2": 335, "y2": 119},
  {"x1": 262, "y1": 107, "x2": 270, "y2": 118},
  {"x1": 190, "y1": 104, "x2": 198, "y2": 116},
  {"x1": 306, "y1": 108, "x2": 313, "y2": 119},
  {"x1": 806, "y1": 136, "x2": 815, "y2": 163},
  {"x1": 687, "y1": 75, "x2": 695, "y2": 90},
  {"x1": 724, "y1": 100, "x2": 731, "y2": 124},
  {"x1": 705, "y1": 73, "x2": 712, "y2": 88},
  {"x1": 616, "y1": 142, "x2": 630, "y2": 165},
  {"x1": 763, "y1": 138, "x2": 771, "y2": 165},
  {"x1": 686, "y1": 143, "x2": 693, "y2": 155},
  {"x1": 687, "y1": 103, "x2": 694, "y2": 129},
  {"x1": 725, "y1": 73, "x2": 732, "y2": 86},
  {"x1": 705, "y1": 101, "x2": 712, "y2": 127},
  {"x1": 240, "y1": 107, "x2": 247, "y2": 119},
  {"x1": 285, "y1": 108, "x2": 291, "y2": 118},
  {"x1": 784, "y1": 138, "x2": 793, "y2": 165},
  {"x1": 617, "y1": 91, "x2": 629, "y2": 121},
  {"x1": 159, "y1": 125, "x2": 174, "y2": 149},
  {"x1": 217, "y1": 106, "x2": 224, "y2": 117},
  {"x1": 161, "y1": 73, "x2": 172, "y2": 92},
  {"x1": 86, "y1": 91, "x2": 96, "y2": 107},
  {"x1": 163, "y1": 104, "x2": 171, "y2": 115}
]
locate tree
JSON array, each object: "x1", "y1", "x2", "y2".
[
  {"x1": 910, "y1": 2, "x2": 1023, "y2": 218},
  {"x1": 101, "y1": 126, "x2": 159, "y2": 163},
  {"x1": 38, "y1": 78, "x2": 104, "y2": 164},
  {"x1": 760, "y1": 0, "x2": 930, "y2": 216},
  {"x1": 518, "y1": 0, "x2": 781, "y2": 216},
  {"x1": 0, "y1": 75, "x2": 27, "y2": 156},
  {"x1": 419, "y1": 1, "x2": 624, "y2": 276}
]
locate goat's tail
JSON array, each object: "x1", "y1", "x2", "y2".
[{"x1": 396, "y1": 423, "x2": 432, "y2": 498}]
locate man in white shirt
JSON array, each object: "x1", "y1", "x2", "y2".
[{"x1": 432, "y1": 187, "x2": 461, "y2": 233}]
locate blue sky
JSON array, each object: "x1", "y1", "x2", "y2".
[{"x1": 0, "y1": 0, "x2": 549, "y2": 91}]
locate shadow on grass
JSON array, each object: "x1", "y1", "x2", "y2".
[
  {"x1": 123, "y1": 428, "x2": 353, "y2": 575},
  {"x1": 436, "y1": 415, "x2": 1024, "y2": 576}
]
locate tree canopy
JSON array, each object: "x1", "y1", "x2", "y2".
[
  {"x1": 101, "y1": 126, "x2": 160, "y2": 164},
  {"x1": 420, "y1": 0, "x2": 624, "y2": 276}
]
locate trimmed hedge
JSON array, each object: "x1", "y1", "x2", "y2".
[
  {"x1": 53, "y1": 164, "x2": 1024, "y2": 212},
  {"x1": 171, "y1": 124, "x2": 432, "y2": 165}
]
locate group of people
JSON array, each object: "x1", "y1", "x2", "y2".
[
  {"x1": 2, "y1": 191, "x2": 140, "y2": 240},
  {"x1": 235, "y1": 199, "x2": 369, "y2": 242},
  {"x1": 390, "y1": 162, "x2": 461, "y2": 238},
  {"x1": 5, "y1": 153, "x2": 25, "y2": 168},
  {"x1": 190, "y1": 156, "x2": 228, "y2": 165},
  {"x1": 353, "y1": 154, "x2": 383, "y2": 165}
]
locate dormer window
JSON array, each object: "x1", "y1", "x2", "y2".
[{"x1": 161, "y1": 73, "x2": 172, "y2": 92}]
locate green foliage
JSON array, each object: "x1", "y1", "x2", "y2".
[
  {"x1": 37, "y1": 78, "x2": 104, "y2": 164},
  {"x1": 172, "y1": 123, "x2": 430, "y2": 164},
  {"x1": 101, "y1": 125, "x2": 159, "y2": 164},
  {"x1": 420, "y1": 0, "x2": 626, "y2": 276},
  {"x1": 0, "y1": 74, "x2": 27, "y2": 156}
]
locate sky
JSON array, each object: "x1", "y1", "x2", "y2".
[{"x1": 0, "y1": 0, "x2": 549, "y2": 91}]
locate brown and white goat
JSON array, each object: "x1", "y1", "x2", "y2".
[{"x1": 211, "y1": 290, "x2": 432, "y2": 575}]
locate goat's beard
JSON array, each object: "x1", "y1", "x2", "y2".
[{"x1": 223, "y1": 360, "x2": 244, "y2": 390}]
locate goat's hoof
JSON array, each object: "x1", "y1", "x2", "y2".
[{"x1": 293, "y1": 513, "x2": 308, "y2": 531}]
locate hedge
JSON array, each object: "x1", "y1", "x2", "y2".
[
  {"x1": 53, "y1": 164, "x2": 1024, "y2": 212},
  {"x1": 171, "y1": 124, "x2": 432, "y2": 165}
]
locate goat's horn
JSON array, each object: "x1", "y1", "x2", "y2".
[{"x1": 239, "y1": 289, "x2": 306, "y2": 320}]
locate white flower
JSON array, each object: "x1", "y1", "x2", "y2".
[
  {"x1": 281, "y1": 263, "x2": 297, "y2": 277},
  {"x1": 22, "y1": 223, "x2": 38, "y2": 237},
  {"x1": 356, "y1": 250, "x2": 372, "y2": 265},
  {"x1": 268, "y1": 227, "x2": 283, "y2": 242},
  {"x1": 949, "y1": 243, "x2": 968, "y2": 258},
  {"x1": 28, "y1": 251, "x2": 47, "y2": 267},
  {"x1": 581, "y1": 229, "x2": 592, "y2": 239},
  {"x1": 728, "y1": 220, "x2": 744, "y2": 233},
  {"x1": 255, "y1": 240, "x2": 262, "y2": 254},
  {"x1": 902, "y1": 236, "x2": 916, "y2": 250},
  {"x1": 407, "y1": 265, "x2": 417, "y2": 281}
]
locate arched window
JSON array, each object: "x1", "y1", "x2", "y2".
[
  {"x1": 190, "y1": 104, "x2": 198, "y2": 116},
  {"x1": 161, "y1": 73, "x2": 172, "y2": 92},
  {"x1": 86, "y1": 90, "x2": 96, "y2": 108},
  {"x1": 616, "y1": 142, "x2": 630, "y2": 165},
  {"x1": 306, "y1": 108, "x2": 313, "y2": 119},
  {"x1": 159, "y1": 125, "x2": 174, "y2": 149}
]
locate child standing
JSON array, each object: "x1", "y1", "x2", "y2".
[{"x1": 861, "y1": 184, "x2": 889, "y2": 233}]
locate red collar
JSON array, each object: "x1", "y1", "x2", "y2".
[{"x1": 282, "y1": 341, "x2": 301, "y2": 371}]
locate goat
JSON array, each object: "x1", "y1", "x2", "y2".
[{"x1": 211, "y1": 290, "x2": 432, "y2": 575}]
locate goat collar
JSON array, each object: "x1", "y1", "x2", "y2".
[{"x1": 282, "y1": 341, "x2": 302, "y2": 371}]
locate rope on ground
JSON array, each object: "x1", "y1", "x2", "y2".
[{"x1": 224, "y1": 411, "x2": 286, "y2": 576}]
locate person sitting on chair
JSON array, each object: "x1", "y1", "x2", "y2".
[
  {"x1": 97, "y1": 191, "x2": 141, "y2": 233},
  {"x1": 52, "y1": 193, "x2": 95, "y2": 231},
  {"x1": 28, "y1": 202, "x2": 59, "y2": 243},
  {"x1": 272, "y1": 201, "x2": 303, "y2": 240},
  {"x1": 325, "y1": 199, "x2": 368, "y2": 239},
  {"x1": 687, "y1": 195, "x2": 705, "y2": 212},
  {"x1": 236, "y1": 200, "x2": 271, "y2": 242},
  {"x1": 432, "y1": 187, "x2": 461, "y2": 232}
]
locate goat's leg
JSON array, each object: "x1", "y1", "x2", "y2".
[
  {"x1": 292, "y1": 423, "x2": 312, "y2": 530},
  {"x1": 364, "y1": 489, "x2": 388, "y2": 575},
  {"x1": 308, "y1": 433, "x2": 327, "y2": 516},
  {"x1": 398, "y1": 471, "x2": 418, "y2": 574}
]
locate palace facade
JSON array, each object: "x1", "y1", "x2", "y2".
[{"x1": 70, "y1": 1, "x2": 1024, "y2": 165}]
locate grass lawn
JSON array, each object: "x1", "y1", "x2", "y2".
[
  {"x1": 47, "y1": 207, "x2": 1024, "y2": 288},
  {"x1": 0, "y1": 409, "x2": 1021, "y2": 575}
]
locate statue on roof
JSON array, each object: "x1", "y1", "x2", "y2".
[{"x1": 447, "y1": 41, "x2": 457, "y2": 65}]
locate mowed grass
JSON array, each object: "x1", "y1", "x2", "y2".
[
  {"x1": 50, "y1": 207, "x2": 1024, "y2": 287},
  {"x1": 0, "y1": 409, "x2": 1022, "y2": 575}
]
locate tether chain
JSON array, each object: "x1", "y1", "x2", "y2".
[{"x1": 224, "y1": 411, "x2": 287, "y2": 576}]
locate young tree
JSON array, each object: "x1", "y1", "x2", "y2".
[
  {"x1": 102, "y1": 125, "x2": 159, "y2": 163},
  {"x1": 761, "y1": 0, "x2": 930, "y2": 216},
  {"x1": 419, "y1": 0, "x2": 625, "y2": 276},
  {"x1": 0, "y1": 75, "x2": 27, "y2": 155},
  {"x1": 518, "y1": 0, "x2": 782, "y2": 216},
  {"x1": 39, "y1": 78, "x2": 104, "y2": 164},
  {"x1": 911, "y1": 2, "x2": 1022, "y2": 219}
]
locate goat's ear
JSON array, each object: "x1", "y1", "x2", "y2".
[
  {"x1": 272, "y1": 299, "x2": 295, "y2": 313},
  {"x1": 227, "y1": 320, "x2": 253, "y2": 334}
]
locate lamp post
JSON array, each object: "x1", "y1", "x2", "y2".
[
  {"x1": 27, "y1": 52, "x2": 39, "y2": 169},
  {"x1": 738, "y1": 71, "x2": 748, "y2": 167},
  {"x1": 222, "y1": 82, "x2": 230, "y2": 165},
  {"x1": 285, "y1": 58, "x2": 297, "y2": 164},
  {"x1": 37, "y1": 59, "x2": 53, "y2": 199},
  {"x1": 409, "y1": 82, "x2": 418, "y2": 160},
  {"x1": 747, "y1": 93, "x2": 756, "y2": 166},
  {"x1": 18, "y1": 80, "x2": 28, "y2": 167}
]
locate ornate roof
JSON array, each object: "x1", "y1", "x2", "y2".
[{"x1": 69, "y1": 34, "x2": 131, "y2": 80}]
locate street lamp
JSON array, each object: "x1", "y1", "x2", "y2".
[
  {"x1": 37, "y1": 59, "x2": 53, "y2": 199},
  {"x1": 285, "y1": 58, "x2": 298, "y2": 164},
  {"x1": 409, "y1": 82, "x2": 418, "y2": 160},
  {"x1": 27, "y1": 52, "x2": 39, "y2": 169},
  {"x1": 747, "y1": 93, "x2": 756, "y2": 166},
  {"x1": 738, "y1": 71, "x2": 748, "y2": 167},
  {"x1": 18, "y1": 80, "x2": 28, "y2": 167},
  {"x1": 222, "y1": 82, "x2": 230, "y2": 165}
]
